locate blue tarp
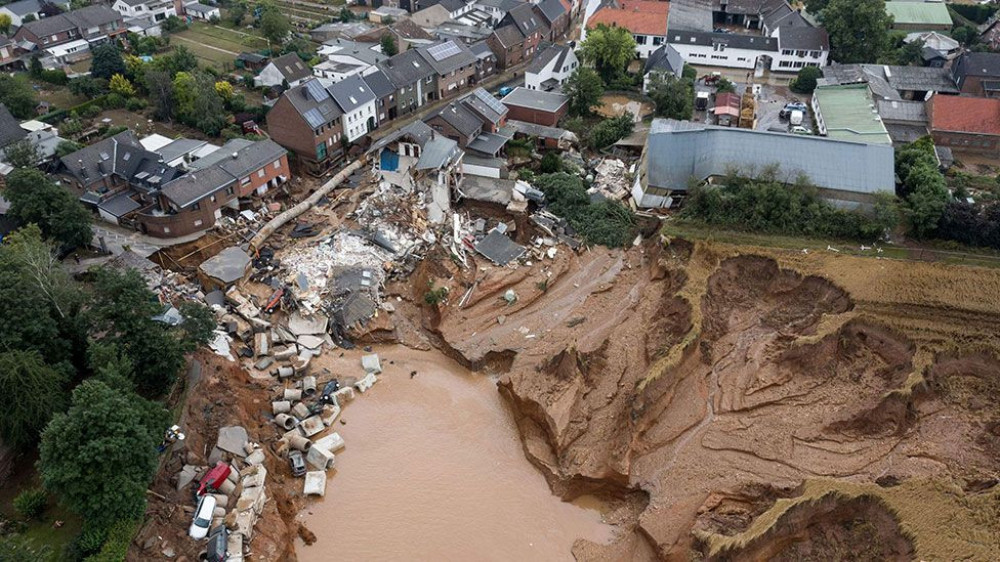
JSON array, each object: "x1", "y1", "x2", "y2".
[{"x1": 380, "y1": 149, "x2": 399, "y2": 172}]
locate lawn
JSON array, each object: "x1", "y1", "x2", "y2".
[
  {"x1": 28, "y1": 81, "x2": 86, "y2": 112},
  {"x1": 0, "y1": 459, "x2": 83, "y2": 562}
]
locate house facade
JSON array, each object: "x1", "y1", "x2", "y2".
[
  {"x1": 418, "y1": 40, "x2": 478, "y2": 100},
  {"x1": 469, "y1": 40, "x2": 498, "y2": 84},
  {"x1": 13, "y1": 5, "x2": 125, "y2": 50},
  {"x1": 951, "y1": 52, "x2": 1000, "y2": 97},
  {"x1": 525, "y1": 44, "x2": 578, "y2": 92},
  {"x1": 498, "y1": 3, "x2": 548, "y2": 63},
  {"x1": 378, "y1": 48, "x2": 439, "y2": 117},
  {"x1": 266, "y1": 78, "x2": 345, "y2": 173},
  {"x1": 927, "y1": 94, "x2": 1000, "y2": 157},
  {"x1": 255, "y1": 52, "x2": 312, "y2": 88},
  {"x1": 328, "y1": 74, "x2": 378, "y2": 143},
  {"x1": 501, "y1": 86, "x2": 567, "y2": 126},
  {"x1": 111, "y1": 0, "x2": 177, "y2": 21}
]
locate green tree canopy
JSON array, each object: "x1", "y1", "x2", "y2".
[
  {"x1": 90, "y1": 43, "x2": 126, "y2": 80},
  {"x1": 380, "y1": 34, "x2": 398, "y2": 56},
  {"x1": 0, "y1": 350, "x2": 68, "y2": 450},
  {"x1": 563, "y1": 66, "x2": 603, "y2": 116},
  {"x1": 3, "y1": 138, "x2": 40, "y2": 168},
  {"x1": 534, "y1": 173, "x2": 638, "y2": 247},
  {"x1": 89, "y1": 269, "x2": 190, "y2": 396},
  {"x1": 647, "y1": 73, "x2": 693, "y2": 120},
  {"x1": 3, "y1": 168, "x2": 93, "y2": 249},
  {"x1": 0, "y1": 13, "x2": 12, "y2": 35},
  {"x1": 260, "y1": 8, "x2": 291, "y2": 47},
  {"x1": 172, "y1": 71, "x2": 226, "y2": 136},
  {"x1": 820, "y1": 0, "x2": 893, "y2": 64},
  {"x1": 39, "y1": 379, "x2": 168, "y2": 529},
  {"x1": 790, "y1": 66, "x2": 822, "y2": 93},
  {"x1": 579, "y1": 24, "x2": 637, "y2": 84},
  {"x1": 0, "y1": 74, "x2": 38, "y2": 119}
]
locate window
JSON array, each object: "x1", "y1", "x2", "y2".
[
  {"x1": 795, "y1": 50, "x2": 806, "y2": 57},
  {"x1": 193, "y1": 202, "x2": 200, "y2": 210},
  {"x1": 210, "y1": 195, "x2": 216, "y2": 202},
  {"x1": 635, "y1": 35, "x2": 647, "y2": 45},
  {"x1": 273, "y1": 160, "x2": 281, "y2": 169},
  {"x1": 257, "y1": 169, "x2": 265, "y2": 178},
  {"x1": 782, "y1": 49, "x2": 792, "y2": 55},
  {"x1": 317, "y1": 141, "x2": 327, "y2": 160},
  {"x1": 194, "y1": 219, "x2": 203, "y2": 227},
  {"x1": 226, "y1": 186, "x2": 234, "y2": 195},
  {"x1": 241, "y1": 177, "x2": 251, "y2": 185},
  {"x1": 653, "y1": 37, "x2": 663, "y2": 46},
  {"x1": 779, "y1": 61, "x2": 791, "y2": 68}
]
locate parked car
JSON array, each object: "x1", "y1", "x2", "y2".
[
  {"x1": 289, "y1": 449, "x2": 307, "y2": 477},
  {"x1": 789, "y1": 125, "x2": 813, "y2": 135},
  {"x1": 189, "y1": 494, "x2": 217, "y2": 539},
  {"x1": 200, "y1": 526, "x2": 228, "y2": 562},
  {"x1": 779, "y1": 102, "x2": 808, "y2": 118},
  {"x1": 498, "y1": 86, "x2": 513, "y2": 97},
  {"x1": 789, "y1": 109, "x2": 804, "y2": 126}
]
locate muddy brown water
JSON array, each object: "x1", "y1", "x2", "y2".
[{"x1": 295, "y1": 346, "x2": 615, "y2": 561}]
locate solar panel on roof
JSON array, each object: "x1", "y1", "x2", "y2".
[
  {"x1": 303, "y1": 108, "x2": 325, "y2": 128},
  {"x1": 304, "y1": 79, "x2": 330, "y2": 102},
  {"x1": 428, "y1": 41, "x2": 461, "y2": 61},
  {"x1": 472, "y1": 88, "x2": 506, "y2": 116}
]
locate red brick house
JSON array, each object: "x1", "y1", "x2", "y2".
[
  {"x1": 266, "y1": 78, "x2": 345, "y2": 175},
  {"x1": 488, "y1": 3, "x2": 549, "y2": 70},
  {"x1": 500, "y1": 87, "x2": 568, "y2": 127},
  {"x1": 13, "y1": 5, "x2": 124, "y2": 51},
  {"x1": 927, "y1": 94, "x2": 1000, "y2": 156}
]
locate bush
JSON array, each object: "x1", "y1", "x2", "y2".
[
  {"x1": 951, "y1": 3, "x2": 997, "y2": 24},
  {"x1": 102, "y1": 93, "x2": 126, "y2": 109},
  {"x1": 681, "y1": 174, "x2": 898, "y2": 241},
  {"x1": 12, "y1": 488, "x2": 47, "y2": 520},
  {"x1": 84, "y1": 519, "x2": 139, "y2": 562},
  {"x1": 534, "y1": 172, "x2": 638, "y2": 247},
  {"x1": 39, "y1": 69, "x2": 69, "y2": 85},
  {"x1": 424, "y1": 285, "x2": 448, "y2": 306},
  {"x1": 790, "y1": 66, "x2": 822, "y2": 94},
  {"x1": 539, "y1": 152, "x2": 562, "y2": 174},
  {"x1": 125, "y1": 97, "x2": 146, "y2": 111},
  {"x1": 586, "y1": 114, "x2": 635, "y2": 149}
]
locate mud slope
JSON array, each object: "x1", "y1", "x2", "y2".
[{"x1": 432, "y1": 240, "x2": 1000, "y2": 561}]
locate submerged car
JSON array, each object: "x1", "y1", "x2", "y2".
[
  {"x1": 289, "y1": 449, "x2": 307, "y2": 477},
  {"x1": 189, "y1": 494, "x2": 217, "y2": 539}
]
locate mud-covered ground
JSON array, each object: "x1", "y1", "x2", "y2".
[{"x1": 131, "y1": 224, "x2": 1000, "y2": 561}]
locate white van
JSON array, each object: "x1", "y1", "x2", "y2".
[
  {"x1": 789, "y1": 109, "x2": 804, "y2": 126},
  {"x1": 189, "y1": 494, "x2": 217, "y2": 539}
]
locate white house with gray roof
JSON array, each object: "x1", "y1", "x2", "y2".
[
  {"x1": 525, "y1": 43, "x2": 578, "y2": 92},
  {"x1": 111, "y1": 0, "x2": 176, "y2": 21},
  {"x1": 633, "y1": 119, "x2": 894, "y2": 209},
  {"x1": 328, "y1": 74, "x2": 378, "y2": 143},
  {"x1": 255, "y1": 53, "x2": 312, "y2": 88}
]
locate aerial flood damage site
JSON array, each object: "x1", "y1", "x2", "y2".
[{"x1": 4, "y1": 0, "x2": 1000, "y2": 560}]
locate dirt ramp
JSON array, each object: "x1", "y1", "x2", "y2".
[{"x1": 704, "y1": 493, "x2": 915, "y2": 562}]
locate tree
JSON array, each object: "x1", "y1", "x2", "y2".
[
  {"x1": 178, "y1": 302, "x2": 216, "y2": 351},
  {"x1": 55, "y1": 139, "x2": 84, "y2": 158},
  {"x1": 39, "y1": 380, "x2": 168, "y2": 529},
  {"x1": 0, "y1": 227, "x2": 85, "y2": 371},
  {"x1": 0, "y1": 351, "x2": 68, "y2": 450},
  {"x1": 586, "y1": 113, "x2": 634, "y2": 149},
  {"x1": 647, "y1": 73, "x2": 693, "y2": 120},
  {"x1": 535, "y1": 173, "x2": 637, "y2": 247},
  {"x1": 260, "y1": 9, "x2": 291, "y2": 47},
  {"x1": 29, "y1": 55, "x2": 42, "y2": 77},
  {"x1": 214, "y1": 80, "x2": 234, "y2": 101},
  {"x1": 4, "y1": 168, "x2": 93, "y2": 249},
  {"x1": 108, "y1": 73, "x2": 136, "y2": 97},
  {"x1": 0, "y1": 13, "x2": 11, "y2": 35},
  {"x1": 69, "y1": 76, "x2": 108, "y2": 97},
  {"x1": 804, "y1": 0, "x2": 829, "y2": 14},
  {"x1": 790, "y1": 66, "x2": 822, "y2": 94},
  {"x1": 173, "y1": 71, "x2": 226, "y2": 136},
  {"x1": 819, "y1": 0, "x2": 893, "y2": 64},
  {"x1": 90, "y1": 269, "x2": 189, "y2": 396},
  {"x1": 145, "y1": 69, "x2": 174, "y2": 119},
  {"x1": 563, "y1": 66, "x2": 603, "y2": 116},
  {"x1": 161, "y1": 15, "x2": 186, "y2": 32},
  {"x1": 890, "y1": 37, "x2": 925, "y2": 66},
  {"x1": 0, "y1": 74, "x2": 37, "y2": 119},
  {"x1": 952, "y1": 26, "x2": 979, "y2": 48},
  {"x1": 578, "y1": 24, "x2": 637, "y2": 84},
  {"x1": 380, "y1": 33, "x2": 398, "y2": 56},
  {"x1": 539, "y1": 152, "x2": 562, "y2": 174},
  {"x1": 90, "y1": 43, "x2": 126, "y2": 80},
  {"x1": 229, "y1": 0, "x2": 247, "y2": 26},
  {"x1": 716, "y1": 77, "x2": 736, "y2": 94},
  {"x1": 3, "y1": 138, "x2": 39, "y2": 168}
]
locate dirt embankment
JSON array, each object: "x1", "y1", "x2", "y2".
[{"x1": 424, "y1": 239, "x2": 1000, "y2": 561}]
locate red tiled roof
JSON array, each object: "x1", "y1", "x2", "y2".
[
  {"x1": 929, "y1": 95, "x2": 1000, "y2": 136},
  {"x1": 714, "y1": 92, "x2": 741, "y2": 116},
  {"x1": 587, "y1": 0, "x2": 669, "y2": 37}
]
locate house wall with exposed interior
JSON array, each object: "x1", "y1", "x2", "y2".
[{"x1": 235, "y1": 153, "x2": 291, "y2": 198}]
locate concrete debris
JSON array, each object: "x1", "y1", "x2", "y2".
[
  {"x1": 254, "y1": 333, "x2": 269, "y2": 357},
  {"x1": 273, "y1": 346, "x2": 297, "y2": 361},
  {"x1": 272, "y1": 400, "x2": 291, "y2": 415},
  {"x1": 303, "y1": 471, "x2": 327, "y2": 496},
  {"x1": 216, "y1": 426, "x2": 249, "y2": 457},
  {"x1": 361, "y1": 353, "x2": 382, "y2": 374},
  {"x1": 255, "y1": 357, "x2": 274, "y2": 370},
  {"x1": 291, "y1": 402, "x2": 311, "y2": 420},
  {"x1": 355, "y1": 373, "x2": 378, "y2": 393},
  {"x1": 208, "y1": 330, "x2": 234, "y2": 361},
  {"x1": 299, "y1": 415, "x2": 326, "y2": 437},
  {"x1": 288, "y1": 434, "x2": 312, "y2": 452},
  {"x1": 176, "y1": 465, "x2": 199, "y2": 491},
  {"x1": 306, "y1": 445, "x2": 336, "y2": 470},
  {"x1": 301, "y1": 376, "x2": 317, "y2": 396},
  {"x1": 320, "y1": 403, "x2": 341, "y2": 426},
  {"x1": 274, "y1": 413, "x2": 296, "y2": 430},
  {"x1": 314, "y1": 432, "x2": 345, "y2": 453},
  {"x1": 246, "y1": 448, "x2": 266, "y2": 466},
  {"x1": 504, "y1": 289, "x2": 518, "y2": 304},
  {"x1": 283, "y1": 388, "x2": 302, "y2": 401},
  {"x1": 297, "y1": 335, "x2": 324, "y2": 351},
  {"x1": 287, "y1": 313, "x2": 329, "y2": 336},
  {"x1": 475, "y1": 229, "x2": 526, "y2": 266},
  {"x1": 589, "y1": 158, "x2": 630, "y2": 201},
  {"x1": 199, "y1": 246, "x2": 252, "y2": 289}
]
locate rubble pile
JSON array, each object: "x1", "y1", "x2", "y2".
[{"x1": 589, "y1": 158, "x2": 631, "y2": 201}]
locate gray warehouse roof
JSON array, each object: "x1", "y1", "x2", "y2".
[
  {"x1": 501, "y1": 87, "x2": 568, "y2": 113},
  {"x1": 643, "y1": 119, "x2": 895, "y2": 196}
]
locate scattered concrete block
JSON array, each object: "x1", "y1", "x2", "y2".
[
  {"x1": 288, "y1": 435, "x2": 312, "y2": 452},
  {"x1": 246, "y1": 449, "x2": 266, "y2": 466},
  {"x1": 314, "y1": 432, "x2": 345, "y2": 453},
  {"x1": 216, "y1": 426, "x2": 249, "y2": 457},
  {"x1": 320, "y1": 403, "x2": 341, "y2": 426},
  {"x1": 291, "y1": 402, "x2": 311, "y2": 419},
  {"x1": 208, "y1": 493, "x2": 229, "y2": 508},
  {"x1": 272, "y1": 400, "x2": 291, "y2": 415},
  {"x1": 254, "y1": 332, "x2": 269, "y2": 357},
  {"x1": 213, "y1": 506, "x2": 227, "y2": 518},
  {"x1": 255, "y1": 357, "x2": 274, "y2": 370},
  {"x1": 301, "y1": 375, "x2": 317, "y2": 396},
  {"x1": 273, "y1": 346, "x2": 296, "y2": 361},
  {"x1": 227, "y1": 533, "x2": 244, "y2": 562},
  {"x1": 242, "y1": 471, "x2": 266, "y2": 489},
  {"x1": 276, "y1": 366, "x2": 295, "y2": 378},
  {"x1": 218, "y1": 478, "x2": 236, "y2": 495},
  {"x1": 242, "y1": 442, "x2": 255, "y2": 456},
  {"x1": 297, "y1": 335, "x2": 324, "y2": 350},
  {"x1": 306, "y1": 446, "x2": 335, "y2": 470},
  {"x1": 333, "y1": 386, "x2": 356, "y2": 403},
  {"x1": 288, "y1": 313, "x2": 328, "y2": 336},
  {"x1": 234, "y1": 510, "x2": 256, "y2": 540},
  {"x1": 299, "y1": 415, "x2": 325, "y2": 437},
  {"x1": 283, "y1": 388, "x2": 302, "y2": 401},
  {"x1": 176, "y1": 465, "x2": 199, "y2": 491},
  {"x1": 303, "y1": 471, "x2": 326, "y2": 496},
  {"x1": 361, "y1": 354, "x2": 382, "y2": 374},
  {"x1": 291, "y1": 354, "x2": 312, "y2": 374},
  {"x1": 355, "y1": 372, "x2": 378, "y2": 393},
  {"x1": 208, "y1": 446, "x2": 225, "y2": 465},
  {"x1": 274, "y1": 413, "x2": 296, "y2": 430}
]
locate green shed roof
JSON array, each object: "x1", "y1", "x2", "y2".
[
  {"x1": 813, "y1": 84, "x2": 892, "y2": 145},
  {"x1": 885, "y1": 1, "x2": 952, "y2": 27}
]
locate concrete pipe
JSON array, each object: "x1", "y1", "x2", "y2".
[
  {"x1": 209, "y1": 493, "x2": 229, "y2": 508},
  {"x1": 218, "y1": 478, "x2": 236, "y2": 495},
  {"x1": 288, "y1": 434, "x2": 312, "y2": 452},
  {"x1": 277, "y1": 366, "x2": 294, "y2": 379},
  {"x1": 274, "y1": 413, "x2": 296, "y2": 430},
  {"x1": 272, "y1": 400, "x2": 291, "y2": 415},
  {"x1": 291, "y1": 402, "x2": 311, "y2": 420},
  {"x1": 283, "y1": 388, "x2": 302, "y2": 401},
  {"x1": 302, "y1": 376, "x2": 317, "y2": 397}
]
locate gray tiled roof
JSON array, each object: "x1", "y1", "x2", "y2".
[
  {"x1": 67, "y1": 5, "x2": 122, "y2": 29},
  {"x1": 369, "y1": 120, "x2": 434, "y2": 154},
  {"x1": 432, "y1": 100, "x2": 484, "y2": 137},
  {"x1": 160, "y1": 166, "x2": 234, "y2": 208},
  {"x1": 417, "y1": 40, "x2": 478, "y2": 76},
  {"x1": 378, "y1": 49, "x2": 436, "y2": 87},
  {"x1": 3, "y1": 0, "x2": 41, "y2": 16},
  {"x1": 491, "y1": 24, "x2": 523, "y2": 48},
  {"x1": 527, "y1": 43, "x2": 569, "y2": 74},
  {"x1": 505, "y1": 3, "x2": 548, "y2": 37},
  {"x1": 415, "y1": 135, "x2": 461, "y2": 169},
  {"x1": 0, "y1": 104, "x2": 27, "y2": 148},
  {"x1": 61, "y1": 130, "x2": 182, "y2": 188},
  {"x1": 282, "y1": 78, "x2": 343, "y2": 126},
  {"x1": 20, "y1": 13, "x2": 77, "y2": 37},
  {"x1": 217, "y1": 139, "x2": 286, "y2": 179},
  {"x1": 534, "y1": 0, "x2": 566, "y2": 25},
  {"x1": 363, "y1": 69, "x2": 395, "y2": 99},
  {"x1": 876, "y1": 99, "x2": 927, "y2": 124},
  {"x1": 469, "y1": 40, "x2": 495, "y2": 60},
  {"x1": 668, "y1": 29, "x2": 778, "y2": 52},
  {"x1": 327, "y1": 74, "x2": 376, "y2": 114},
  {"x1": 644, "y1": 44, "x2": 684, "y2": 77},
  {"x1": 952, "y1": 52, "x2": 1000, "y2": 85},
  {"x1": 778, "y1": 25, "x2": 828, "y2": 51},
  {"x1": 644, "y1": 119, "x2": 895, "y2": 195},
  {"x1": 268, "y1": 52, "x2": 312, "y2": 83}
]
